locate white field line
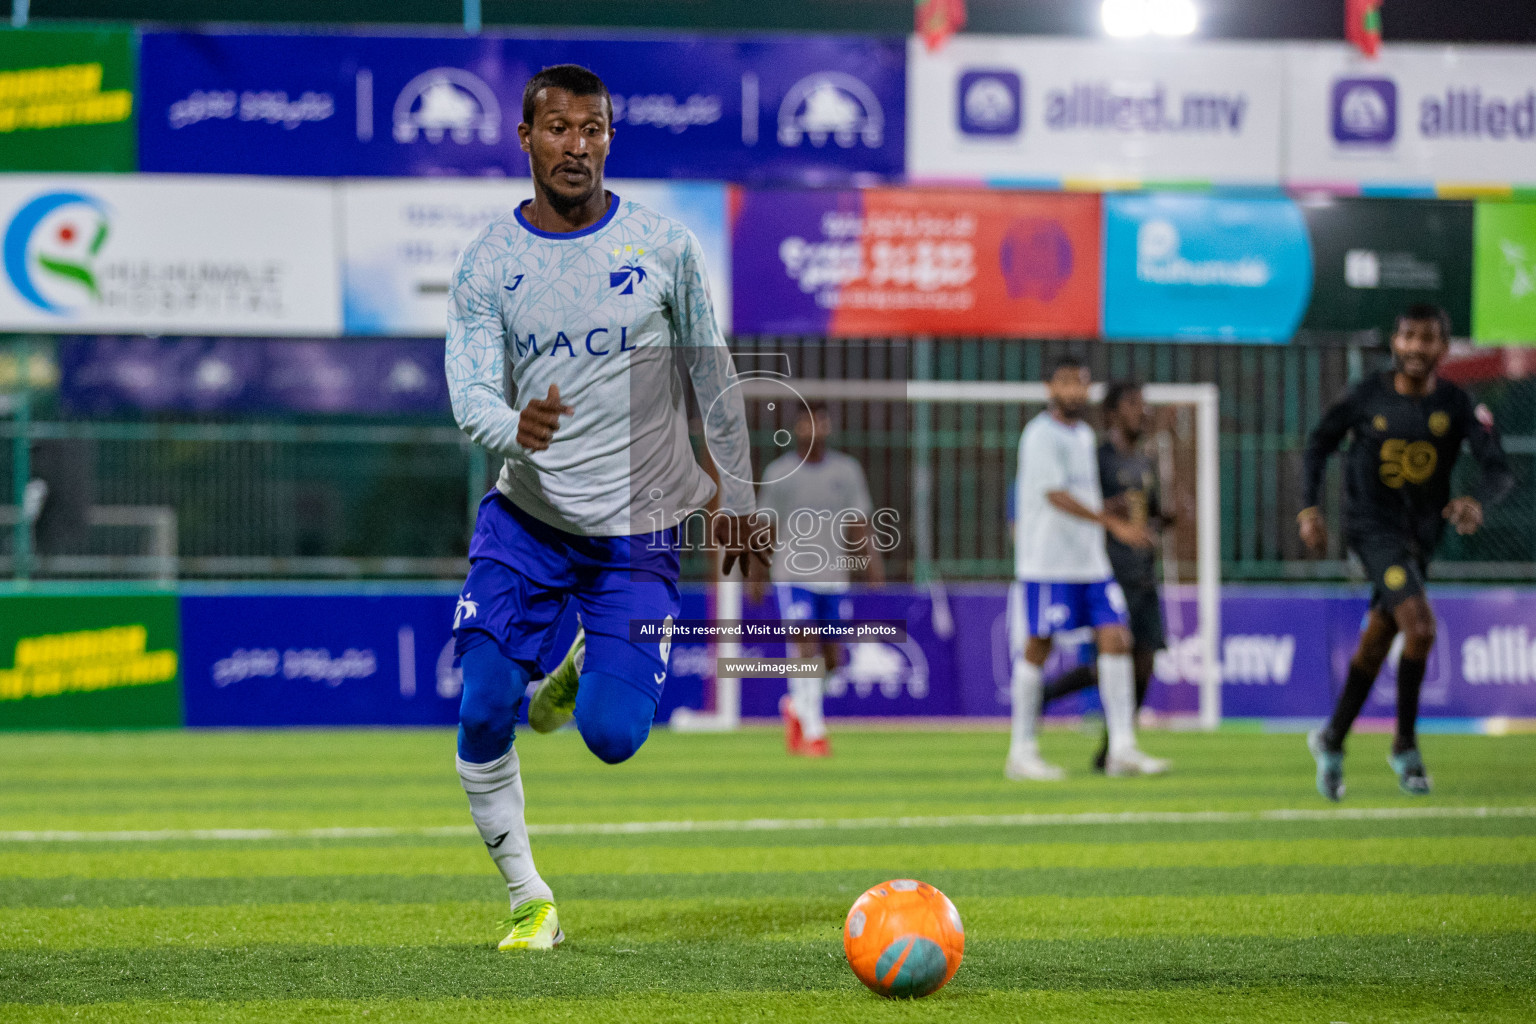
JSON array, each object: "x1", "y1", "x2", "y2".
[{"x1": 2, "y1": 805, "x2": 1534, "y2": 844}]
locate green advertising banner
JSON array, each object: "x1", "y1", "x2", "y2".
[
  {"x1": 0, "y1": 594, "x2": 182, "y2": 729},
  {"x1": 0, "y1": 27, "x2": 136, "y2": 172},
  {"x1": 1474, "y1": 203, "x2": 1536, "y2": 346},
  {"x1": 1300, "y1": 198, "x2": 1474, "y2": 341}
]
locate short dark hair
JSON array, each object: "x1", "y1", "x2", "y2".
[
  {"x1": 1045, "y1": 353, "x2": 1087, "y2": 382},
  {"x1": 1395, "y1": 303, "x2": 1453, "y2": 344},
  {"x1": 521, "y1": 64, "x2": 612, "y2": 125},
  {"x1": 1103, "y1": 379, "x2": 1142, "y2": 416}
]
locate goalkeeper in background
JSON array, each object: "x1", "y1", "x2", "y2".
[{"x1": 1039, "y1": 380, "x2": 1172, "y2": 772}]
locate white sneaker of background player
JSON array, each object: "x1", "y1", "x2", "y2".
[
  {"x1": 1005, "y1": 746, "x2": 1066, "y2": 782},
  {"x1": 1105, "y1": 747, "x2": 1171, "y2": 777}
]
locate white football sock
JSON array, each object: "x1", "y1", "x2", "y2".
[
  {"x1": 793, "y1": 672, "x2": 827, "y2": 741},
  {"x1": 456, "y1": 745, "x2": 552, "y2": 910},
  {"x1": 1009, "y1": 659, "x2": 1044, "y2": 755},
  {"x1": 1098, "y1": 653, "x2": 1137, "y2": 757}
]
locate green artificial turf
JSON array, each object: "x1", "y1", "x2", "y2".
[{"x1": 2, "y1": 727, "x2": 1534, "y2": 1022}]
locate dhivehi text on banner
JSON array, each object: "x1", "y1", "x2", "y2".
[
  {"x1": 342, "y1": 179, "x2": 730, "y2": 336},
  {"x1": 1473, "y1": 202, "x2": 1536, "y2": 345},
  {"x1": 731, "y1": 188, "x2": 1100, "y2": 338},
  {"x1": 138, "y1": 32, "x2": 904, "y2": 183},
  {"x1": 0, "y1": 176, "x2": 341, "y2": 335},
  {"x1": 0, "y1": 594, "x2": 182, "y2": 730},
  {"x1": 1287, "y1": 43, "x2": 1536, "y2": 190},
  {"x1": 0, "y1": 28, "x2": 136, "y2": 172},
  {"x1": 906, "y1": 36, "x2": 1283, "y2": 187},
  {"x1": 1102, "y1": 194, "x2": 1313, "y2": 342}
]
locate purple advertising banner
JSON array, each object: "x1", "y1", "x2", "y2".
[
  {"x1": 139, "y1": 33, "x2": 904, "y2": 182},
  {"x1": 59, "y1": 336, "x2": 450, "y2": 416},
  {"x1": 170, "y1": 584, "x2": 1536, "y2": 728}
]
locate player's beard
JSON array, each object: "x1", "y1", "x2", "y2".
[
  {"x1": 1054, "y1": 398, "x2": 1087, "y2": 421},
  {"x1": 1393, "y1": 350, "x2": 1439, "y2": 384},
  {"x1": 535, "y1": 163, "x2": 602, "y2": 216}
]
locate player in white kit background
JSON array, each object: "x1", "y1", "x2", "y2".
[
  {"x1": 1008, "y1": 355, "x2": 1169, "y2": 781},
  {"x1": 753, "y1": 401, "x2": 884, "y2": 757},
  {"x1": 444, "y1": 65, "x2": 766, "y2": 951}
]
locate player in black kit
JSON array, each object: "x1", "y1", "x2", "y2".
[
  {"x1": 1040, "y1": 381, "x2": 1168, "y2": 771},
  {"x1": 1300, "y1": 304, "x2": 1511, "y2": 801}
]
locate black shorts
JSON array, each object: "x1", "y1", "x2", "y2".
[
  {"x1": 1348, "y1": 532, "x2": 1429, "y2": 612},
  {"x1": 1123, "y1": 582, "x2": 1166, "y2": 653}
]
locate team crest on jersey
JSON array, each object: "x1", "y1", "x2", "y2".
[
  {"x1": 1428, "y1": 411, "x2": 1450, "y2": 436},
  {"x1": 1372, "y1": 414, "x2": 1388, "y2": 432},
  {"x1": 609, "y1": 244, "x2": 648, "y2": 295}
]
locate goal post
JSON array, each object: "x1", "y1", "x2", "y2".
[{"x1": 670, "y1": 379, "x2": 1222, "y2": 732}]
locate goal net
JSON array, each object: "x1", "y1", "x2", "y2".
[{"x1": 669, "y1": 373, "x2": 1223, "y2": 732}]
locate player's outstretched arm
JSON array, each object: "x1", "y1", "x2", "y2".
[
  {"x1": 1298, "y1": 390, "x2": 1356, "y2": 554},
  {"x1": 445, "y1": 231, "x2": 525, "y2": 459}
]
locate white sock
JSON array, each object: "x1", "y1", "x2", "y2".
[
  {"x1": 1009, "y1": 659, "x2": 1044, "y2": 756},
  {"x1": 456, "y1": 746, "x2": 553, "y2": 910},
  {"x1": 1098, "y1": 653, "x2": 1137, "y2": 757},
  {"x1": 793, "y1": 672, "x2": 827, "y2": 740}
]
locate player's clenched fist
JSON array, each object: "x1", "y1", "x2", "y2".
[{"x1": 517, "y1": 384, "x2": 574, "y2": 452}]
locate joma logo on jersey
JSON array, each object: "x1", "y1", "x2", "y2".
[
  {"x1": 513, "y1": 327, "x2": 635, "y2": 358},
  {"x1": 609, "y1": 244, "x2": 648, "y2": 295}
]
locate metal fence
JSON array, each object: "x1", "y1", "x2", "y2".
[{"x1": 4, "y1": 335, "x2": 1533, "y2": 583}]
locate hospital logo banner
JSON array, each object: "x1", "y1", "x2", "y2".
[{"x1": 0, "y1": 176, "x2": 341, "y2": 336}]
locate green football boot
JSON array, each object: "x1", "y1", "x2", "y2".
[
  {"x1": 1307, "y1": 728, "x2": 1345, "y2": 802},
  {"x1": 1388, "y1": 747, "x2": 1432, "y2": 796},
  {"x1": 527, "y1": 627, "x2": 584, "y2": 734},
  {"x1": 497, "y1": 898, "x2": 564, "y2": 951}
]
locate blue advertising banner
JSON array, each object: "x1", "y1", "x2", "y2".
[
  {"x1": 59, "y1": 336, "x2": 451, "y2": 416},
  {"x1": 139, "y1": 32, "x2": 904, "y2": 182},
  {"x1": 1102, "y1": 194, "x2": 1313, "y2": 342}
]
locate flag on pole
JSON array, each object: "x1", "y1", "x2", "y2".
[
  {"x1": 916, "y1": 0, "x2": 967, "y2": 52},
  {"x1": 1346, "y1": 0, "x2": 1383, "y2": 58}
]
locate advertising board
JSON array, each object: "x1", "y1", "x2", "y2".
[{"x1": 0, "y1": 28, "x2": 136, "y2": 172}]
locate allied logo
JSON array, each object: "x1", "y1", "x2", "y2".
[
  {"x1": 1332, "y1": 78, "x2": 1397, "y2": 145},
  {"x1": 777, "y1": 72, "x2": 883, "y2": 149},
  {"x1": 1428, "y1": 411, "x2": 1450, "y2": 436},
  {"x1": 958, "y1": 70, "x2": 1022, "y2": 137},
  {"x1": 2, "y1": 190, "x2": 112, "y2": 314},
  {"x1": 609, "y1": 244, "x2": 648, "y2": 295},
  {"x1": 393, "y1": 68, "x2": 501, "y2": 145},
  {"x1": 1384, "y1": 565, "x2": 1408, "y2": 591},
  {"x1": 998, "y1": 218, "x2": 1072, "y2": 301}
]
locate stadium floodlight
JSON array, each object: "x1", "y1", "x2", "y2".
[{"x1": 1102, "y1": 0, "x2": 1199, "y2": 38}]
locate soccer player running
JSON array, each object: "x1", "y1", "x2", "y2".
[
  {"x1": 1039, "y1": 381, "x2": 1172, "y2": 772},
  {"x1": 1301, "y1": 303, "x2": 1510, "y2": 801},
  {"x1": 445, "y1": 65, "x2": 764, "y2": 950},
  {"x1": 754, "y1": 401, "x2": 884, "y2": 757},
  {"x1": 1008, "y1": 356, "x2": 1169, "y2": 781}
]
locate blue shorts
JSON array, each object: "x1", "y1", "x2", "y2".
[
  {"x1": 774, "y1": 585, "x2": 852, "y2": 624},
  {"x1": 1009, "y1": 579, "x2": 1128, "y2": 644},
  {"x1": 455, "y1": 491, "x2": 682, "y2": 694}
]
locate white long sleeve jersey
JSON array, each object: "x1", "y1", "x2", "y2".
[{"x1": 446, "y1": 194, "x2": 754, "y2": 537}]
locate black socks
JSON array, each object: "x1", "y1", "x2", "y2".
[
  {"x1": 1394, "y1": 656, "x2": 1427, "y2": 754},
  {"x1": 1323, "y1": 660, "x2": 1378, "y2": 752}
]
